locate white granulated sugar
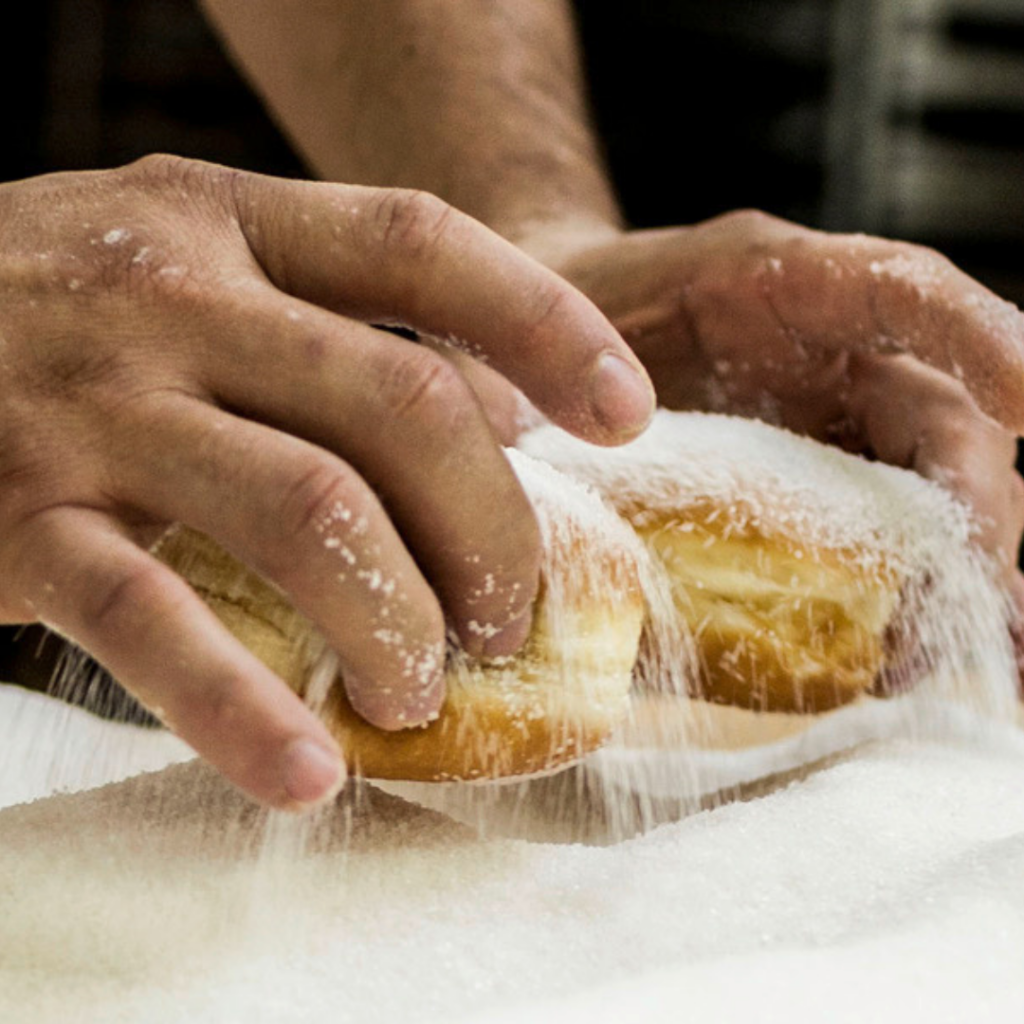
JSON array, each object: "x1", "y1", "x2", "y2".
[
  {"x1": 0, "y1": 685, "x2": 192, "y2": 808},
  {"x1": 2, "y1": 414, "x2": 1024, "y2": 1022},
  {"x1": 502, "y1": 447, "x2": 649, "y2": 631},
  {"x1": 519, "y1": 410, "x2": 973, "y2": 567},
  {"x1": 520, "y1": 410, "x2": 1019, "y2": 730},
  {"x1": 1, "y1": 688, "x2": 1024, "y2": 1024},
  {"x1": 503, "y1": 447, "x2": 626, "y2": 540}
]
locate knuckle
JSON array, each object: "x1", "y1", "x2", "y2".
[
  {"x1": 192, "y1": 676, "x2": 250, "y2": 735},
  {"x1": 120, "y1": 153, "x2": 230, "y2": 198},
  {"x1": 123, "y1": 152, "x2": 193, "y2": 182},
  {"x1": 122, "y1": 253, "x2": 208, "y2": 306},
  {"x1": 711, "y1": 208, "x2": 784, "y2": 235},
  {"x1": 519, "y1": 283, "x2": 574, "y2": 354},
  {"x1": 83, "y1": 561, "x2": 168, "y2": 637},
  {"x1": 874, "y1": 240, "x2": 955, "y2": 285},
  {"x1": 901, "y1": 240, "x2": 948, "y2": 268},
  {"x1": 111, "y1": 158, "x2": 241, "y2": 295},
  {"x1": 157, "y1": 667, "x2": 253, "y2": 749},
  {"x1": 278, "y1": 455, "x2": 366, "y2": 544},
  {"x1": 91, "y1": 241, "x2": 214, "y2": 312},
  {"x1": 376, "y1": 348, "x2": 475, "y2": 426},
  {"x1": 372, "y1": 188, "x2": 455, "y2": 259}
]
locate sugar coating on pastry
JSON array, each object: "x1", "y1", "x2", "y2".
[
  {"x1": 520, "y1": 410, "x2": 1006, "y2": 713},
  {"x1": 155, "y1": 449, "x2": 646, "y2": 782}
]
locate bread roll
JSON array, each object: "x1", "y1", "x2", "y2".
[
  {"x1": 520, "y1": 411, "x2": 943, "y2": 713},
  {"x1": 155, "y1": 450, "x2": 645, "y2": 781}
]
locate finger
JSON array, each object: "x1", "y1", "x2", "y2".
[
  {"x1": 227, "y1": 174, "x2": 654, "y2": 442},
  {"x1": 107, "y1": 393, "x2": 450, "y2": 727},
  {"x1": 761, "y1": 224, "x2": 1024, "y2": 432},
  {"x1": 1007, "y1": 573, "x2": 1024, "y2": 699},
  {"x1": 914, "y1": 433, "x2": 1024, "y2": 582},
  {"x1": 190, "y1": 289, "x2": 542, "y2": 656},
  {"x1": 425, "y1": 343, "x2": 543, "y2": 446},
  {"x1": 9, "y1": 506, "x2": 343, "y2": 810},
  {"x1": 846, "y1": 354, "x2": 1024, "y2": 580}
]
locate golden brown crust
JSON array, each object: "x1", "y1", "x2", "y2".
[
  {"x1": 317, "y1": 616, "x2": 636, "y2": 782},
  {"x1": 154, "y1": 505, "x2": 644, "y2": 782}
]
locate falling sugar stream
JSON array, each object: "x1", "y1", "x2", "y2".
[{"x1": 0, "y1": 413, "x2": 1022, "y2": 1023}]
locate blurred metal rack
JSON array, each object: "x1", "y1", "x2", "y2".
[{"x1": 826, "y1": 0, "x2": 1024, "y2": 303}]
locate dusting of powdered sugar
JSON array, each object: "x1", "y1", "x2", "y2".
[
  {"x1": 503, "y1": 447, "x2": 644, "y2": 577},
  {"x1": 519, "y1": 410, "x2": 976, "y2": 573},
  {"x1": 2, "y1": 422, "x2": 1024, "y2": 1022},
  {"x1": 520, "y1": 409, "x2": 1019, "y2": 748}
]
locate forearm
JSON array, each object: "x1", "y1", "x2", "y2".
[{"x1": 200, "y1": 0, "x2": 622, "y2": 257}]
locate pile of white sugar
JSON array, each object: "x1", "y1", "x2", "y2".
[
  {"x1": 1, "y1": 686, "x2": 1024, "y2": 1024},
  {"x1": 3, "y1": 410, "x2": 1024, "y2": 1022}
]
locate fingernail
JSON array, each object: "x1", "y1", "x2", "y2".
[
  {"x1": 281, "y1": 738, "x2": 345, "y2": 805},
  {"x1": 588, "y1": 352, "x2": 655, "y2": 436},
  {"x1": 481, "y1": 605, "x2": 534, "y2": 659}
]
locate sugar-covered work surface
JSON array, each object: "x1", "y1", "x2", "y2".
[{"x1": 2, "y1": 683, "x2": 1024, "y2": 1024}]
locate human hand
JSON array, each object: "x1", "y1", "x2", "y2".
[
  {"x1": 513, "y1": 212, "x2": 1024, "y2": 616},
  {"x1": 0, "y1": 156, "x2": 654, "y2": 808}
]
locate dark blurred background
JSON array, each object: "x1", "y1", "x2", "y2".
[
  {"x1": 3, "y1": 0, "x2": 1023, "y2": 302},
  {"x1": 1, "y1": 0, "x2": 1023, "y2": 708}
]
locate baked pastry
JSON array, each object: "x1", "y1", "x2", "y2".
[
  {"x1": 155, "y1": 450, "x2": 645, "y2": 781},
  {"x1": 520, "y1": 411, "x2": 967, "y2": 713}
]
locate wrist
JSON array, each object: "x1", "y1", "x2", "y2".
[{"x1": 498, "y1": 213, "x2": 624, "y2": 272}]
